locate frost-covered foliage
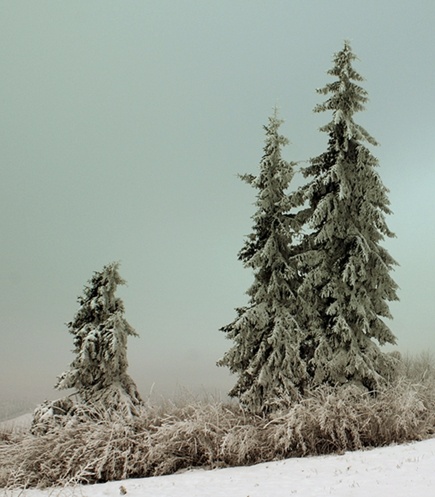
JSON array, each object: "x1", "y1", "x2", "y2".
[
  {"x1": 3, "y1": 357, "x2": 435, "y2": 488},
  {"x1": 218, "y1": 111, "x2": 307, "y2": 413},
  {"x1": 54, "y1": 262, "x2": 142, "y2": 417},
  {"x1": 31, "y1": 397, "x2": 75, "y2": 435},
  {"x1": 298, "y1": 41, "x2": 399, "y2": 389}
]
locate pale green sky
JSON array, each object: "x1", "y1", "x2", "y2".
[{"x1": 1, "y1": 0, "x2": 434, "y2": 402}]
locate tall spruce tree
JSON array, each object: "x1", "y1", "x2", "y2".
[
  {"x1": 218, "y1": 111, "x2": 307, "y2": 413},
  {"x1": 56, "y1": 262, "x2": 142, "y2": 416},
  {"x1": 299, "y1": 41, "x2": 399, "y2": 390}
]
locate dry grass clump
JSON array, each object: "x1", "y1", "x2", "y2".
[
  {"x1": 269, "y1": 378, "x2": 434, "y2": 458},
  {"x1": 0, "y1": 398, "x2": 265, "y2": 488},
  {"x1": 1, "y1": 352, "x2": 435, "y2": 489}
]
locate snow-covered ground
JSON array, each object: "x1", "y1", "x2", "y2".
[
  {"x1": 3, "y1": 436, "x2": 435, "y2": 497},
  {"x1": 0, "y1": 412, "x2": 32, "y2": 433}
]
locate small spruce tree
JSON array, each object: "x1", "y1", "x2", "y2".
[
  {"x1": 299, "y1": 41, "x2": 399, "y2": 390},
  {"x1": 56, "y1": 262, "x2": 142, "y2": 416},
  {"x1": 218, "y1": 111, "x2": 307, "y2": 413}
]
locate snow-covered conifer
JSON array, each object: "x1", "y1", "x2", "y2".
[
  {"x1": 56, "y1": 262, "x2": 142, "y2": 416},
  {"x1": 299, "y1": 41, "x2": 399, "y2": 390},
  {"x1": 218, "y1": 110, "x2": 307, "y2": 413}
]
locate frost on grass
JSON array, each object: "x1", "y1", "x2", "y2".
[{"x1": 2, "y1": 357, "x2": 435, "y2": 489}]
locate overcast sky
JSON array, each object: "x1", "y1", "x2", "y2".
[{"x1": 1, "y1": 0, "x2": 435, "y2": 403}]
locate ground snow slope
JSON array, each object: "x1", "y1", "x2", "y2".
[
  {"x1": 0, "y1": 413, "x2": 32, "y2": 433},
  {"x1": 6, "y1": 438, "x2": 435, "y2": 497}
]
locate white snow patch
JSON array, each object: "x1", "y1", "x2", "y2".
[{"x1": 0, "y1": 412, "x2": 32, "y2": 433}]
